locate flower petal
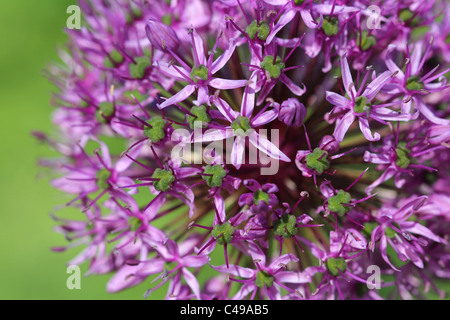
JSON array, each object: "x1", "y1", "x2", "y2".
[
  {"x1": 266, "y1": 9, "x2": 296, "y2": 45},
  {"x1": 231, "y1": 135, "x2": 245, "y2": 169},
  {"x1": 279, "y1": 74, "x2": 306, "y2": 96},
  {"x1": 211, "y1": 38, "x2": 237, "y2": 74},
  {"x1": 341, "y1": 55, "x2": 356, "y2": 98},
  {"x1": 362, "y1": 71, "x2": 392, "y2": 101},
  {"x1": 249, "y1": 131, "x2": 291, "y2": 162},
  {"x1": 182, "y1": 268, "x2": 201, "y2": 300},
  {"x1": 358, "y1": 117, "x2": 380, "y2": 141},
  {"x1": 158, "y1": 84, "x2": 195, "y2": 109},
  {"x1": 209, "y1": 77, "x2": 248, "y2": 89},
  {"x1": 333, "y1": 111, "x2": 355, "y2": 142}
]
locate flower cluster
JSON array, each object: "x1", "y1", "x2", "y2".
[{"x1": 40, "y1": 0, "x2": 450, "y2": 300}]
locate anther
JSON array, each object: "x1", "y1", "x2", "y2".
[{"x1": 300, "y1": 191, "x2": 310, "y2": 198}]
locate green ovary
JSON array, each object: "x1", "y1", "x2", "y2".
[
  {"x1": 151, "y1": 168, "x2": 175, "y2": 192},
  {"x1": 190, "y1": 65, "x2": 209, "y2": 83},
  {"x1": 231, "y1": 116, "x2": 252, "y2": 135},
  {"x1": 326, "y1": 257, "x2": 347, "y2": 276},
  {"x1": 273, "y1": 214, "x2": 298, "y2": 239},
  {"x1": 322, "y1": 17, "x2": 339, "y2": 37},
  {"x1": 129, "y1": 56, "x2": 151, "y2": 79},
  {"x1": 187, "y1": 105, "x2": 211, "y2": 129},
  {"x1": 255, "y1": 271, "x2": 274, "y2": 288},
  {"x1": 96, "y1": 168, "x2": 111, "y2": 189},
  {"x1": 202, "y1": 165, "x2": 226, "y2": 187},
  {"x1": 144, "y1": 117, "x2": 167, "y2": 143},
  {"x1": 260, "y1": 55, "x2": 285, "y2": 79},
  {"x1": 327, "y1": 190, "x2": 352, "y2": 216},
  {"x1": 305, "y1": 148, "x2": 330, "y2": 174},
  {"x1": 354, "y1": 96, "x2": 372, "y2": 115},
  {"x1": 246, "y1": 20, "x2": 270, "y2": 41},
  {"x1": 253, "y1": 189, "x2": 270, "y2": 205},
  {"x1": 358, "y1": 31, "x2": 377, "y2": 51},
  {"x1": 96, "y1": 101, "x2": 115, "y2": 123},
  {"x1": 212, "y1": 222, "x2": 235, "y2": 245},
  {"x1": 104, "y1": 49, "x2": 124, "y2": 68},
  {"x1": 129, "y1": 217, "x2": 143, "y2": 232},
  {"x1": 406, "y1": 75, "x2": 424, "y2": 91}
]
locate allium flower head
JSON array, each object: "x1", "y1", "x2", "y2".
[{"x1": 41, "y1": 0, "x2": 450, "y2": 300}]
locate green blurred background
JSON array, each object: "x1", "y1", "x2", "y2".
[{"x1": 0, "y1": 0, "x2": 167, "y2": 299}]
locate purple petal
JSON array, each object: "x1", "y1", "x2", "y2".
[
  {"x1": 414, "y1": 97, "x2": 450, "y2": 125},
  {"x1": 326, "y1": 91, "x2": 351, "y2": 108},
  {"x1": 193, "y1": 85, "x2": 209, "y2": 106},
  {"x1": 212, "y1": 97, "x2": 240, "y2": 122},
  {"x1": 263, "y1": 0, "x2": 288, "y2": 5},
  {"x1": 182, "y1": 268, "x2": 201, "y2": 300},
  {"x1": 362, "y1": 71, "x2": 392, "y2": 101},
  {"x1": 193, "y1": 128, "x2": 233, "y2": 143},
  {"x1": 314, "y1": 4, "x2": 360, "y2": 14},
  {"x1": 251, "y1": 109, "x2": 278, "y2": 127},
  {"x1": 214, "y1": 193, "x2": 227, "y2": 224},
  {"x1": 363, "y1": 151, "x2": 390, "y2": 164},
  {"x1": 158, "y1": 84, "x2": 195, "y2": 109},
  {"x1": 333, "y1": 111, "x2": 355, "y2": 142},
  {"x1": 211, "y1": 39, "x2": 237, "y2": 74},
  {"x1": 231, "y1": 136, "x2": 245, "y2": 169},
  {"x1": 241, "y1": 72, "x2": 257, "y2": 118},
  {"x1": 182, "y1": 255, "x2": 211, "y2": 268},
  {"x1": 243, "y1": 179, "x2": 262, "y2": 191},
  {"x1": 279, "y1": 74, "x2": 306, "y2": 96},
  {"x1": 268, "y1": 253, "x2": 299, "y2": 271},
  {"x1": 115, "y1": 142, "x2": 144, "y2": 173},
  {"x1": 249, "y1": 131, "x2": 291, "y2": 162},
  {"x1": 211, "y1": 264, "x2": 255, "y2": 278},
  {"x1": 401, "y1": 222, "x2": 445, "y2": 243},
  {"x1": 247, "y1": 241, "x2": 266, "y2": 266},
  {"x1": 276, "y1": 271, "x2": 311, "y2": 284},
  {"x1": 153, "y1": 61, "x2": 190, "y2": 81},
  {"x1": 300, "y1": 8, "x2": 320, "y2": 29},
  {"x1": 238, "y1": 193, "x2": 254, "y2": 206},
  {"x1": 209, "y1": 78, "x2": 248, "y2": 89},
  {"x1": 191, "y1": 29, "x2": 206, "y2": 66},
  {"x1": 358, "y1": 117, "x2": 380, "y2": 141},
  {"x1": 135, "y1": 260, "x2": 166, "y2": 277},
  {"x1": 341, "y1": 55, "x2": 356, "y2": 97},
  {"x1": 266, "y1": 9, "x2": 296, "y2": 45},
  {"x1": 106, "y1": 265, "x2": 145, "y2": 293},
  {"x1": 410, "y1": 42, "x2": 423, "y2": 76}
]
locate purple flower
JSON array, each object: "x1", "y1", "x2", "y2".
[
  {"x1": 368, "y1": 196, "x2": 446, "y2": 270},
  {"x1": 146, "y1": 18, "x2": 180, "y2": 52},
  {"x1": 384, "y1": 42, "x2": 450, "y2": 125},
  {"x1": 154, "y1": 29, "x2": 247, "y2": 109},
  {"x1": 278, "y1": 98, "x2": 306, "y2": 127},
  {"x1": 211, "y1": 241, "x2": 310, "y2": 299},
  {"x1": 326, "y1": 55, "x2": 411, "y2": 142},
  {"x1": 193, "y1": 74, "x2": 290, "y2": 168}
]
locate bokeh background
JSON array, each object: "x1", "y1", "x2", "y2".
[
  {"x1": 0, "y1": 0, "x2": 448, "y2": 300},
  {"x1": 0, "y1": 0, "x2": 167, "y2": 299}
]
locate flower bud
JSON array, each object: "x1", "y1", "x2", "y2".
[
  {"x1": 145, "y1": 19, "x2": 179, "y2": 52},
  {"x1": 319, "y1": 135, "x2": 340, "y2": 155},
  {"x1": 279, "y1": 98, "x2": 306, "y2": 127}
]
